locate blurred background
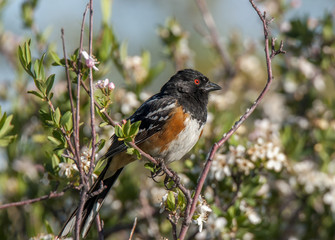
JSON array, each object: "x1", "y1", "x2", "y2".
[
  {"x1": 1, "y1": 0, "x2": 335, "y2": 84},
  {"x1": 0, "y1": 0, "x2": 335, "y2": 239}
]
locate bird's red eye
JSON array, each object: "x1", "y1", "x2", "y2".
[{"x1": 194, "y1": 79, "x2": 200, "y2": 85}]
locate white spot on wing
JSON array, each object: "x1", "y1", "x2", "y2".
[{"x1": 146, "y1": 103, "x2": 176, "y2": 117}]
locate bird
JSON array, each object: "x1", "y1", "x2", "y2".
[{"x1": 58, "y1": 68, "x2": 221, "y2": 238}]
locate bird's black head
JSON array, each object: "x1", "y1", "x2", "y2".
[
  {"x1": 160, "y1": 69, "x2": 221, "y2": 122},
  {"x1": 160, "y1": 68, "x2": 221, "y2": 102}
]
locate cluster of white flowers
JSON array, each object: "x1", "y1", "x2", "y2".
[
  {"x1": 115, "y1": 89, "x2": 140, "y2": 114},
  {"x1": 210, "y1": 153, "x2": 231, "y2": 181},
  {"x1": 291, "y1": 160, "x2": 335, "y2": 212},
  {"x1": 248, "y1": 119, "x2": 287, "y2": 172},
  {"x1": 80, "y1": 149, "x2": 98, "y2": 176},
  {"x1": 58, "y1": 162, "x2": 78, "y2": 178},
  {"x1": 193, "y1": 195, "x2": 213, "y2": 232},
  {"x1": 95, "y1": 78, "x2": 115, "y2": 92},
  {"x1": 250, "y1": 118, "x2": 280, "y2": 143},
  {"x1": 210, "y1": 119, "x2": 287, "y2": 181},
  {"x1": 248, "y1": 138, "x2": 287, "y2": 172},
  {"x1": 58, "y1": 149, "x2": 97, "y2": 179},
  {"x1": 195, "y1": 214, "x2": 227, "y2": 240},
  {"x1": 124, "y1": 56, "x2": 148, "y2": 84},
  {"x1": 210, "y1": 144, "x2": 255, "y2": 181}
]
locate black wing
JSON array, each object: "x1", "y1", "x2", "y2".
[{"x1": 103, "y1": 93, "x2": 177, "y2": 159}]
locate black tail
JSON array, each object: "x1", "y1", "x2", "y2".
[{"x1": 58, "y1": 166, "x2": 123, "y2": 238}]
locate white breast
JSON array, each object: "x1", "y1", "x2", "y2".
[{"x1": 162, "y1": 117, "x2": 203, "y2": 163}]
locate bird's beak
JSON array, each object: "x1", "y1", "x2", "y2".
[{"x1": 204, "y1": 81, "x2": 221, "y2": 92}]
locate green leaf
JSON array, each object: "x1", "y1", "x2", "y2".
[
  {"x1": 46, "y1": 74, "x2": 55, "y2": 96},
  {"x1": 34, "y1": 53, "x2": 46, "y2": 81},
  {"x1": 60, "y1": 111, "x2": 73, "y2": 132},
  {"x1": 94, "y1": 157, "x2": 107, "y2": 174},
  {"x1": 166, "y1": 191, "x2": 176, "y2": 211},
  {"x1": 45, "y1": 220, "x2": 54, "y2": 234},
  {"x1": 0, "y1": 136, "x2": 16, "y2": 147},
  {"x1": 39, "y1": 53, "x2": 46, "y2": 79},
  {"x1": 18, "y1": 40, "x2": 35, "y2": 78},
  {"x1": 0, "y1": 114, "x2": 14, "y2": 138},
  {"x1": 177, "y1": 190, "x2": 186, "y2": 211},
  {"x1": 120, "y1": 41, "x2": 128, "y2": 63},
  {"x1": 99, "y1": 122, "x2": 109, "y2": 127},
  {"x1": 38, "y1": 109, "x2": 53, "y2": 127},
  {"x1": 27, "y1": 90, "x2": 43, "y2": 99},
  {"x1": 101, "y1": 0, "x2": 112, "y2": 24},
  {"x1": 0, "y1": 107, "x2": 16, "y2": 146},
  {"x1": 123, "y1": 119, "x2": 131, "y2": 136},
  {"x1": 96, "y1": 139, "x2": 106, "y2": 152},
  {"x1": 115, "y1": 124, "x2": 124, "y2": 138},
  {"x1": 144, "y1": 162, "x2": 156, "y2": 173},
  {"x1": 51, "y1": 154, "x2": 60, "y2": 169},
  {"x1": 53, "y1": 108, "x2": 61, "y2": 126},
  {"x1": 47, "y1": 136, "x2": 62, "y2": 145},
  {"x1": 50, "y1": 51, "x2": 62, "y2": 66},
  {"x1": 24, "y1": 40, "x2": 32, "y2": 63},
  {"x1": 0, "y1": 111, "x2": 7, "y2": 130},
  {"x1": 129, "y1": 120, "x2": 141, "y2": 137},
  {"x1": 134, "y1": 149, "x2": 141, "y2": 159},
  {"x1": 18, "y1": 45, "x2": 26, "y2": 69}
]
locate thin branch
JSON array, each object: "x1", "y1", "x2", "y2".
[
  {"x1": 0, "y1": 190, "x2": 66, "y2": 210},
  {"x1": 178, "y1": 0, "x2": 285, "y2": 239},
  {"x1": 61, "y1": 29, "x2": 75, "y2": 117},
  {"x1": 95, "y1": 213, "x2": 104, "y2": 240},
  {"x1": 87, "y1": 180, "x2": 107, "y2": 199},
  {"x1": 270, "y1": 38, "x2": 286, "y2": 58},
  {"x1": 128, "y1": 217, "x2": 137, "y2": 240},
  {"x1": 74, "y1": 3, "x2": 89, "y2": 185},
  {"x1": 61, "y1": 29, "x2": 82, "y2": 171},
  {"x1": 167, "y1": 214, "x2": 178, "y2": 240},
  {"x1": 87, "y1": 0, "x2": 96, "y2": 178}
]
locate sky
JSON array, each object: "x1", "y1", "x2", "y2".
[{"x1": 1, "y1": 0, "x2": 335, "y2": 82}]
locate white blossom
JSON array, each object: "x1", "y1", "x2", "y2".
[
  {"x1": 193, "y1": 195, "x2": 212, "y2": 232},
  {"x1": 120, "y1": 91, "x2": 140, "y2": 114},
  {"x1": 58, "y1": 162, "x2": 78, "y2": 178},
  {"x1": 95, "y1": 78, "x2": 109, "y2": 89},
  {"x1": 124, "y1": 56, "x2": 148, "y2": 83},
  {"x1": 239, "y1": 200, "x2": 261, "y2": 225},
  {"x1": 81, "y1": 50, "x2": 99, "y2": 71},
  {"x1": 323, "y1": 189, "x2": 335, "y2": 212},
  {"x1": 159, "y1": 193, "x2": 168, "y2": 214},
  {"x1": 210, "y1": 153, "x2": 231, "y2": 181}
]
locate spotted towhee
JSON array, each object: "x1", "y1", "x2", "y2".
[{"x1": 58, "y1": 68, "x2": 221, "y2": 238}]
